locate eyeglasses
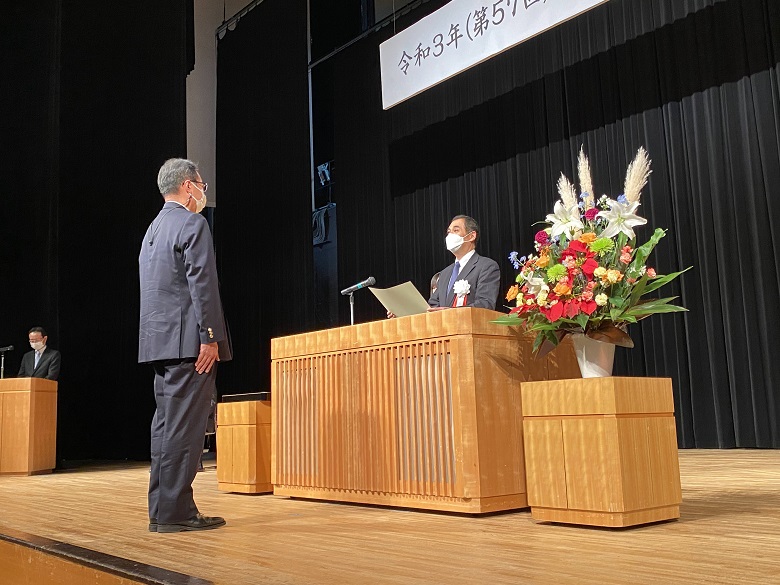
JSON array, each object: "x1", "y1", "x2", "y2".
[{"x1": 190, "y1": 180, "x2": 209, "y2": 192}]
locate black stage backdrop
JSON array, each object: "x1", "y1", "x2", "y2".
[
  {"x1": 215, "y1": 0, "x2": 314, "y2": 395},
  {"x1": 311, "y1": 0, "x2": 780, "y2": 448},
  {"x1": 1, "y1": 1, "x2": 192, "y2": 461}
]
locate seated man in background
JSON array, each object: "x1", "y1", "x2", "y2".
[
  {"x1": 18, "y1": 326, "x2": 61, "y2": 380},
  {"x1": 428, "y1": 215, "x2": 500, "y2": 310}
]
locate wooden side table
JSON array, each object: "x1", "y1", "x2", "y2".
[
  {"x1": 216, "y1": 400, "x2": 272, "y2": 493},
  {"x1": 521, "y1": 377, "x2": 681, "y2": 527}
]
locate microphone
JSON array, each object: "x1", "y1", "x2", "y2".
[
  {"x1": 0, "y1": 345, "x2": 14, "y2": 352},
  {"x1": 341, "y1": 276, "x2": 376, "y2": 296}
]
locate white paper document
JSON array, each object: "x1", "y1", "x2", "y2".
[{"x1": 369, "y1": 281, "x2": 430, "y2": 317}]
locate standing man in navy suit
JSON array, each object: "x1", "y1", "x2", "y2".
[
  {"x1": 139, "y1": 158, "x2": 232, "y2": 533},
  {"x1": 17, "y1": 327, "x2": 61, "y2": 380},
  {"x1": 428, "y1": 215, "x2": 500, "y2": 310}
]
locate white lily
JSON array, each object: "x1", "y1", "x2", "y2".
[
  {"x1": 596, "y1": 199, "x2": 648, "y2": 240},
  {"x1": 546, "y1": 200, "x2": 584, "y2": 238},
  {"x1": 521, "y1": 273, "x2": 547, "y2": 295}
]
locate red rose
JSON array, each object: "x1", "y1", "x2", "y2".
[
  {"x1": 566, "y1": 240, "x2": 588, "y2": 254},
  {"x1": 584, "y1": 208, "x2": 599, "y2": 221},
  {"x1": 581, "y1": 258, "x2": 599, "y2": 277}
]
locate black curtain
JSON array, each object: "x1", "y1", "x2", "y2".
[
  {"x1": 215, "y1": 0, "x2": 314, "y2": 395},
  {"x1": 313, "y1": 0, "x2": 780, "y2": 448},
  {"x1": 1, "y1": 1, "x2": 61, "y2": 361},
  {"x1": 1, "y1": 0, "x2": 192, "y2": 461}
]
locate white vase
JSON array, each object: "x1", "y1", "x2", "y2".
[{"x1": 571, "y1": 333, "x2": 615, "y2": 378}]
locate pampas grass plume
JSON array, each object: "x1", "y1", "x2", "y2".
[
  {"x1": 557, "y1": 173, "x2": 578, "y2": 208},
  {"x1": 624, "y1": 147, "x2": 652, "y2": 203},
  {"x1": 578, "y1": 147, "x2": 595, "y2": 209}
]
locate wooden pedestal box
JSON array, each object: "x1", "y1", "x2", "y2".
[
  {"x1": 0, "y1": 378, "x2": 57, "y2": 475},
  {"x1": 216, "y1": 400, "x2": 272, "y2": 493},
  {"x1": 521, "y1": 377, "x2": 681, "y2": 527}
]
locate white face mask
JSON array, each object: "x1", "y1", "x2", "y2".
[
  {"x1": 190, "y1": 185, "x2": 207, "y2": 213},
  {"x1": 445, "y1": 231, "x2": 472, "y2": 253},
  {"x1": 30, "y1": 341, "x2": 44, "y2": 351}
]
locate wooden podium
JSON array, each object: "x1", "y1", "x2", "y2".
[
  {"x1": 216, "y1": 400, "x2": 272, "y2": 493},
  {"x1": 0, "y1": 378, "x2": 57, "y2": 475},
  {"x1": 521, "y1": 377, "x2": 682, "y2": 527},
  {"x1": 270, "y1": 308, "x2": 580, "y2": 513}
]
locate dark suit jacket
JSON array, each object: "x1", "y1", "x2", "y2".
[
  {"x1": 428, "y1": 252, "x2": 501, "y2": 310},
  {"x1": 18, "y1": 348, "x2": 61, "y2": 380},
  {"x1": 138, "y1": 202, "x2": 232, "y2": 364}
]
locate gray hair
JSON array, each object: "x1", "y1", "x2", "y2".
[
  {"x1": 451, "y1": 215, "x2": 480, "y2": 242},
  {"x1": 157, "y1": 158, "x2": 199, "y2": 196}
]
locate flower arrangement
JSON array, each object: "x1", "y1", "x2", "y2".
[{"x1": 494, "y1": 147, "x2": 689, "y2": 354}]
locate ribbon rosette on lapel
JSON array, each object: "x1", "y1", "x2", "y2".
[{"x1": 452, "y1": 279, "x2": 471, "y2": 307}]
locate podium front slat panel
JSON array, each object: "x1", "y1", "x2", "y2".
[{"x1": 272, "y1": 308, "x2": 581, "y2": 513}]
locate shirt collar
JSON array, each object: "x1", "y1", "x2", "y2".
[{"x1": 457, "y1": 249, "x2": 476, "y2": 268}]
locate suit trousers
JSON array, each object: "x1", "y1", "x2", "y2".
[{"x1": 148, "y1": 359, "x2": 217, "y2": 523}]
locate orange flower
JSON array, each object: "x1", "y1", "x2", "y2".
[
  {"x1": 535, "y1": 255, "x2": 550, "y2": 268},
  {"x1": 579, "y1": 232, "x2": 597, "y2": 244},
  {"x1": 554, "y1": 281, "x2": 572, "y2": 296},
  {"x1": 505, "y1": 284, "x2": 520, "y2": 302}
]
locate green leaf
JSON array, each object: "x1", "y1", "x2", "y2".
[
  {"x1": 532, "y1": 332, "x2": 545, "y2": 354},
  {"x1": 629, "y1": 304, "x2": 689, "y2": 316},
  {"x1": 643, "y1": 267, "x2": 692, "y2": 295},
  {"x1": 625, "y1": 297, "x2": 688, "y2": 317},
  {"x1": 610, "y1": 296, "x2": 627, "y2": 308},
  {"x1": 491, "y1": 315, "x2": 523, "y2": 326},
  {"x1": 628, "y1": 272, "x2": 649, "y2": 308},
  {"x1": 575, "y1": 313, "x2": 589, "y2": 329},
  {"x1": 630, "y1": 228, "x2": 666, "y2": 272}
]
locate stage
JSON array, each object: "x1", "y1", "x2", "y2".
[{"x1": 1, "y1": 450, "x2": 779, "y2": 584}]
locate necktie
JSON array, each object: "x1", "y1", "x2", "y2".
[
  {"x1": 446, "y1": 261, "x2": 461, "y2": 296},
  {"x1": 34, "y1": 351, "x2": 41, "y2": 369}
]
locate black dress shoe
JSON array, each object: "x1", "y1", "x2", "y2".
[
  {"x1": 157, "y1": 513, "x2": 226, "y2": 533},
  {"x1": 149, "y1": 518, "x2": 158, "y2": 532}
]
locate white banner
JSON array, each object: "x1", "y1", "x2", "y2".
[{"x1": 379, "y1": 0, "x2": 610, "y2": 109}]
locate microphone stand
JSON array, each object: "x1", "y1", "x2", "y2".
[
  {"x1": 349, "y1": 292, "x2": 355, "y2": 326},
  {"x1": 0, "y1": 345, "x2": 14, "y2": 378}
]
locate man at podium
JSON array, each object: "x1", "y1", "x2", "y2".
[
  {"x1": 17, "y1": 327, "x2": 60, "y2": 380},
  {"x1": 428, "y1": 215, "x2": 500, "y2": 310}
]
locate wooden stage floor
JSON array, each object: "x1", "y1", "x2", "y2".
[{"x1": 1, "y1": 450, "x2": 779, "y2": 585}]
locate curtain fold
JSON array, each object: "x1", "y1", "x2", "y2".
[{"x1": 215, "y1": 0, "x2": 314, "y2": 395}]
